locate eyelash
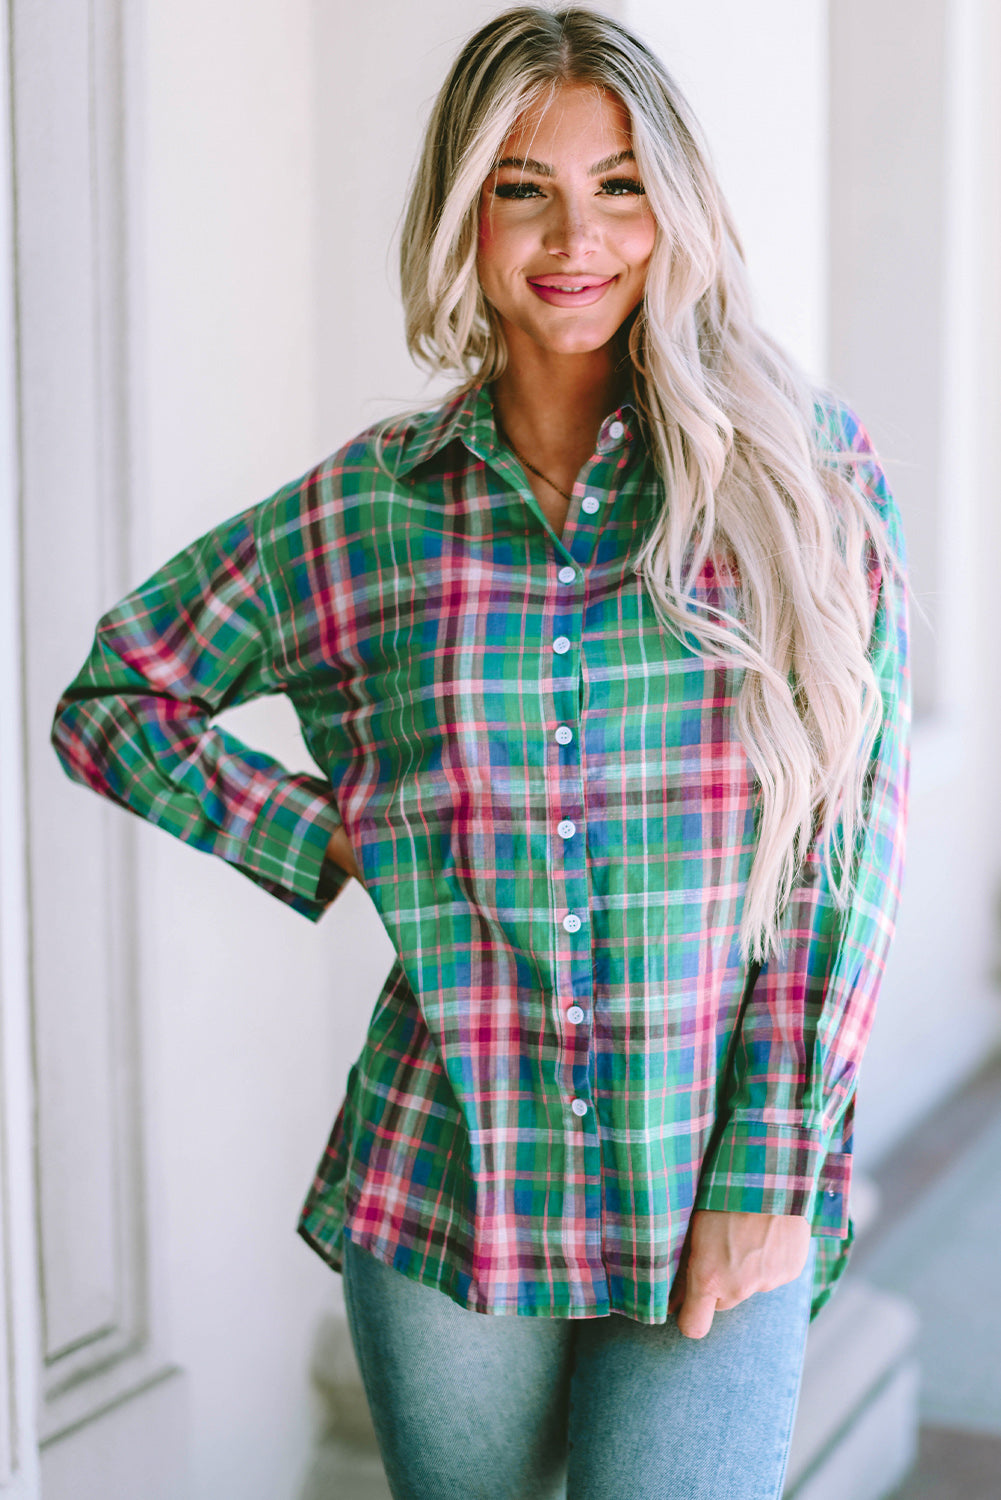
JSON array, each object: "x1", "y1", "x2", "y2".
[{"x1": 493, "y1": 178, "x2": 645, "y2": 200}]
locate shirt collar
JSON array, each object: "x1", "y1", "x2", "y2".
[{"x1": 390, "y1": 378, "x2": 640, "y2": 478}]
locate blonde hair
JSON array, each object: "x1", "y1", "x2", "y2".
[{"x1": 386, "y1": 4, "x2": 913, "y2": 966}]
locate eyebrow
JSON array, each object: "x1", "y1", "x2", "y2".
[{"x1": 492, "y1": 149, "x2": 636, "y2": 177}]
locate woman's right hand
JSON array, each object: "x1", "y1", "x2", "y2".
[{"x1": 326, "y1": 824, "x2": 363, "y2": 883}]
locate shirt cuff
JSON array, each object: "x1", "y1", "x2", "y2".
[
  {"x1": 243, "y1": 772, "x2": 351, "y2": 916},
  {"x1": 693, "y1": 1115, "x2": 853, "y2": 1237}
]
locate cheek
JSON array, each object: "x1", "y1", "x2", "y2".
[
  {"x1": 598, "y1": 201, "x2": 655, "y2": 259},
  {"x1": 476, "y1": 217, "x2": 511, "y2": 310},
  {"x1": 476, "y1": 213, "x2": 527, "y2": 292},
  {"x1": 477, "y1": 200, "x2": 520, "y2": 255},
  {"x1": 618, "y1": 217, "x2": 656, "y2": 269},
  {"x1": 476, "y1": 210, "x2": 514, "y2": 284}
]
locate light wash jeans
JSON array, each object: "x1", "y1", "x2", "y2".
[{"x1": 341, "y1": 1233, "x2": 818, "y2": 1500}]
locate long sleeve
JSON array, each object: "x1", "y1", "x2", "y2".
[
  {"x1": 693, "y1": 405, "x2": 911, "y2": 1236},
  {"x1": 50, "y1": 499, "x2": 352, "y2": 921}
]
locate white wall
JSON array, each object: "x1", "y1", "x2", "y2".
[
  {"x1": 131, "y1": 2, "x2": 382, "y2": 1495},
  {"x1": 621, "y1": 0, "x2": 829, "y2": 378},
  {"x1": 313, "y1": 0, "x2": 510, "y2": 440},
  {"x1": 826, "y1": 0, "x2": 1001, "y2": 1163}
]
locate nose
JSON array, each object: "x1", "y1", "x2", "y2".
[{"x1": 541, "y1": 190, "x2": 600, "y2": 259}]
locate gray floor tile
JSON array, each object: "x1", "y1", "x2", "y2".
[{"x1": 887, "y1": 1423, "x2": 1001, "y2": 1500}]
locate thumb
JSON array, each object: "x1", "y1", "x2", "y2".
[{"x1": 676, "y1": 1289, "x2": 717, "y2": 1341}]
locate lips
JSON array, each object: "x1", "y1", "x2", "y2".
[{"x1": 526, "y1": 274, "x2": 618, "y2": 307}]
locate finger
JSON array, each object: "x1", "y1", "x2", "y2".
[{"x1": 677, "y1": 1292, "x2": 717, "y2": 1340}]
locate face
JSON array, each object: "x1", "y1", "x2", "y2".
[{"x1": 477, "y1": 82, "x2": 656, "y2": 359}]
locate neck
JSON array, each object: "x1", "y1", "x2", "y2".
[{"x1": 489, "y1": 326, "x2": 631, "y2": 469}]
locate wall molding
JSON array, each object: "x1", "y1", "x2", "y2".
[{"x1": 8, "y1": 0, "x2": 174, "y2": 1446}]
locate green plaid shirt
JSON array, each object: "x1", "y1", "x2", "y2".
[{"x1": 51, "y1": 380, "x2": 910, "y2": 1324}]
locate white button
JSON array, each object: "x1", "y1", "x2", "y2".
[
  {"x1": 558, "y1": 565, "x2": 576, "y2": 584},
  {"x1": 826, "y1": 1188, "x2": 836, "y2": 1197},
  {"x1": 555, "y1": 725, "x2": 573, "y2": 745},
  {"x1": 557, "y1": 819, "x2": 576, "y2": 839},
  {"x1": 581, "y1": 496, "x2": 600, "y2": 514},
  {"x1": 553, "y1": 635, "x2": 571, "y2": 654},
  {"x1": 562, "y1": 913, "x2": 582, "y2": 933},
  {"x1": 571, "y1": 1098, "x2": 588, "y2": 1117},
  {"x1": 567, "y1": 1005, "x2": 585, "y2": 1024},
  {"x1": 608, "y1": 420, "x2": 625, "y2": 440}
]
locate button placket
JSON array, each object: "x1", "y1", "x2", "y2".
[
  {"x1": 542, "y1": 432, "x2": 629, "y2": 1269},
  {"x1": 547, "y1": 433, "x2": 630, "y2": 1138},
  {"x1": 547, "y1": 538, "x2": 598, "y2": 1130},
  {"x1": 541, "y1": 424, "x2": 635, "y2": 1226}
]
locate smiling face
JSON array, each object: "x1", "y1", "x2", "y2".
[{"x1": 477, "y1": 82, "x2": 656, "y2": 362}]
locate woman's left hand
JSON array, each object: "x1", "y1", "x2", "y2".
[{"x1": 667, "y1": 1209, "x2": 812, "y2": 1340}]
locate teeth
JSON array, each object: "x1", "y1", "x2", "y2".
[{"x1": 532, "y1": 280, "x2": 609, "y2": 292}]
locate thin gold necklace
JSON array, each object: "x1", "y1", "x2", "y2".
[{"x1": 495, "y1": 415, "x2": 575, "y2": 504}]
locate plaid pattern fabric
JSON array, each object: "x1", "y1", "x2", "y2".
[{"x1": 51, "y1": 380, "x2": 910, "y2": 1325}]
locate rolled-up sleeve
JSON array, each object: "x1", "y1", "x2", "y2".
[
  {"x1": 694, "y1": 404, "x2": 912, "y2": 1235},
  {"x1": 50, "y1": 499, "x2": 351, "y2": 921}
]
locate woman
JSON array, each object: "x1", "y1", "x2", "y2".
[{"x1": 51, "y1": 7, "x2": 911, "y2": 1498}]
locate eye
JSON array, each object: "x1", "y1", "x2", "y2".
[
  {"x1": 492, "y1": 181, "x2": 545, "y2": 199},
  {"x1": 600, "y1": 177, "x2": 645, "y2": 196}
]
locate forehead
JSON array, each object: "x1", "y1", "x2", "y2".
[{"x1": 497, "y1": 82, "x2": 633, "y2": 158}]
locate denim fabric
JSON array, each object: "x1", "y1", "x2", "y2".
[{"x1": 341, "y1": 1232, "x2": 819, "y2": 1499}]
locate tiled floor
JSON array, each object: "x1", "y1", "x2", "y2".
[{"x1": 849, "y1": 1048, "x2": 1001, "y2": 1498}]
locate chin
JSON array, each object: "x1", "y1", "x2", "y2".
[{"x1": 529, "y1": 323, "x2": 622, "y2": 355}]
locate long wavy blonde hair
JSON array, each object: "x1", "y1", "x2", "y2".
[{"x1": 383, "y1": 4, "x2": 911, "y2": 967}]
